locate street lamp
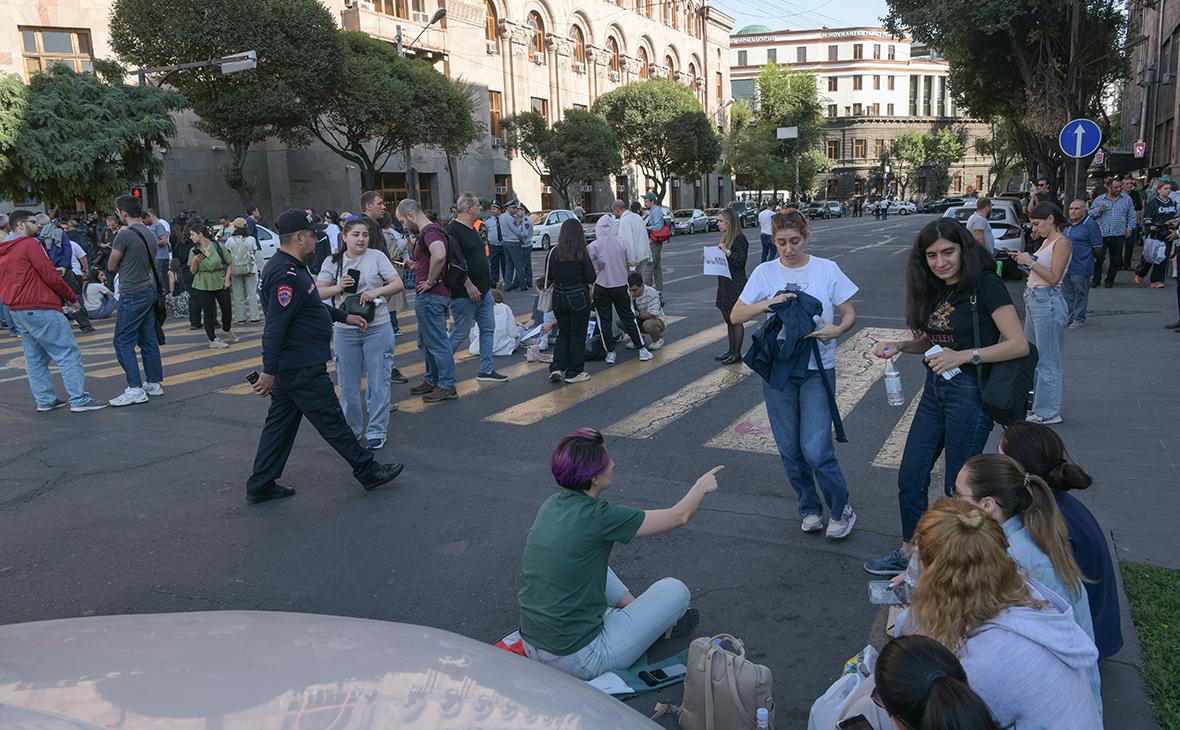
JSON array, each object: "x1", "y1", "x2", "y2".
[{"x1": 399, "y1": 8, "x2": 447, "y2": 57}]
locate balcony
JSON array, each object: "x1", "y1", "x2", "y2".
[{"x1": 341, "y1": 4, "x2": 447, "y2": 62}]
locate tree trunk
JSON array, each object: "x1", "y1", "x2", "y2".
[
  {"x1": 360, "y1": 162, "x2": 378, "y2": 193},
  {"x1": 444, "y1": 151, "x2": 460, "y2": 207},
  {"x1": 404, "y1": 148, "x2": 419, "y2": 202},
  {"x1": 223, "y1": 141, "x2": 254, "y2": 208}
]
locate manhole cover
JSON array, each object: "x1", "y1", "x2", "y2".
[{"x1": 1086, "y1": 310, "x2": 1162, "y2": 317}]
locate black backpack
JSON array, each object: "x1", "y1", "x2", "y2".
[
  {"x1": 422, "y1": 222, "x2": 469, "y2": 292},
  {"x1": 970, "y1": 291, "x2": 1039, "y2": 426}
]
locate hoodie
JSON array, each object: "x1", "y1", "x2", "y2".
[
  {"x1": 0, "y1": 236, "x2": 77, "y2": 311},
  {"x1": 588, "y1": 216, "x2": 633, "y2": 288},
  {"x1": 959, "y1": 579, "x2": 1102, "y2": 730}
]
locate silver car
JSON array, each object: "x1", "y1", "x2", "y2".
[
  {"x1": 943, "y1": 200, "x2": 1027, "y2": 277},
  {"x1": 672, "y1": 208, "x2": 709, "y2": 235}
]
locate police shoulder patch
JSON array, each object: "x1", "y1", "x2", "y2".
[{"x1": 276, "y1": 285, "x2": 293, "y2": 307}]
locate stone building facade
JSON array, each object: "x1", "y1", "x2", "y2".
[{"x1": 1120, "y1": 0, "x2": 1180, "y2": 176}]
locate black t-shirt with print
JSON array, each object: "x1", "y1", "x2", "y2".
[{"x1": 922, "y1": 272, "x2": 1012, "y2": 375}]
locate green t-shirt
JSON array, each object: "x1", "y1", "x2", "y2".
[
  {"x1": 518, "y1": 490, "x2": 645, "y2": 656},
  {"x1": 188, "y1": 243, "x2": 232, "y2": 291}
]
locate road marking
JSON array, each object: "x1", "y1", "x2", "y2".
[
  {"x1": 703, "y1": 327, "x2": 909, "y2": 454},
  {"x1": 486, "y1": 322, "x2": 727, "y2": 426},
  {"x1": 872, "y1": 391, "x2": 921, "y2": 468},
  {"x1": 605, "y1": 364, "x2": 753, "y2": 438},
  {"x1": 0, "y1": 319, "x2": 207, "y2": 357}
]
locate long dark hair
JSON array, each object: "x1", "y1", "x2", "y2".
[
  {"x1": 331, "y1": 218, "x2": 370, "y2": 263},
  {"x1": 905, "y1": 218, "x2": 995, "y2": 334},
  {"x1": 999, "y1": 421, "x2": 1093, "y2": 492},
  {"x1": 876, "y1": 636, "x2": 1001, "y2": 730},
  {"x1": 554, "y1": 219, "x2": 588, "y2": 262}
]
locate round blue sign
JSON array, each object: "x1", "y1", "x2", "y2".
[{"x1": 1059, "y1": 119, "x2": 1102, "y2": 159}]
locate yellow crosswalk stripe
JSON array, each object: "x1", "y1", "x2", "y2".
[
  {"x1": 486, "y1": 322, "x2": 727, "y2": 426},
  {"x1": 0, "y1": 319, "x2": 194, "y2": 357},
  {"x1": 872, "y1": 391, "x2": 921, "y2": 469},
  {"x1": 605, "y1": 364, "x2": 753, "y2": 438},
  {"x1": 704, "y1": 327, "x2": 910, "y2": 454}
]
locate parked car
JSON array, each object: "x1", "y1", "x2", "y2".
[
  {"x1": 580, "y1": 211, "x2": 612, "y2": 242},
  {"x1": 930, "y1": 197, "x2": 967, "y2": 213},
  {"x1": 891, "y1": 201, "x2": 918, "y2": 215},
  {"x1": 704, "y1": 208, "x2": 723, "y2": 231},
  {"x1": 253, "y1": 225, "x2": 279, "y2": 271},
  {"x1": 529, "y1": 209, "x2": 578, "y2": 249},
  {"x1": 805, "y1": 201, "x2": 827, "y2": 219},
  {"x1": 943, "y1": 200, "x2": 1027, "y2": 278},
  {"x1": 672, "y1": 208, "x2": 709, "y2": 235},
  {"x1": 728, "y1": 200, "x2": 758, "y2": 228}
]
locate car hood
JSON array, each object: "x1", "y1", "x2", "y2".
[{"x1": 0, "y1": 611, "x2": 660, "y2": 729}]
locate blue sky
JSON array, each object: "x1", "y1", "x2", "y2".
[{"x1": 714, "y1": 0, "x2": 891, "y2": 32}]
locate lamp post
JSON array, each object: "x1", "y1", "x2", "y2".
[{"x1": 397, "y1": 8, "x2": 447, "y2": 57}]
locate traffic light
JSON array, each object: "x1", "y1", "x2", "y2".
[{"x1": 130, "y1": 186, "x2": 145, "y2": 199}]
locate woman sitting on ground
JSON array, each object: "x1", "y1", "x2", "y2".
[
  {"x1": 518, "y1": 429, "x2": 722, "y2": 680},
  {"x1": 83, "y1": 269, "x2": 117, "y2": 319},
  {"x1": 469, "y1": 288, "x2": 521, "y2": 357},
  {"x1": 874, "y1": 635, "x2": 1000, "y2": 730},
  {"x1": 999, "y1": 422, "x2": 1122, "y2": 660},
  {"x1": 900, "y1": 499, "x2": 1100, "y2": 730}
]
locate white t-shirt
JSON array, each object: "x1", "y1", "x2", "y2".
[
  {"x1": 83, "y1": 282, "x2": 113, "y2": 310},
  {"x1": 967, "y1": 212, "x2": 996, "y2": 251},
  {"x1": 69, "y1": 241, "x2": 86, "y2": 275},
  {"x1": 758, "y1": 208, "x2": 774, "y2": 236},
  {"x1": 738, "y1": 255, "x2": 858, "y2": 370},
  {"x1": 316, "y1": 247, "x2": 398, "y2": 328},
  {"x1": 325, "y1": 223, "x2": 341, "y2": 254}
]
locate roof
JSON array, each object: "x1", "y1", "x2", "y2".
[{"x1": 734, "y1": 24, "x2": 773, "y2": 35}]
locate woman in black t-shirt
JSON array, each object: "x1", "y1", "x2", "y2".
[
  {"x1": 864, "y1": 218, "x2": 1029, "y2": 577},
  {"x1": 545, "y1": 220, "x2": 597, "y2": 383}
]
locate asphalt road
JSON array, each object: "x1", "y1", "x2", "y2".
[{"x1": 0, "y1": 212, "x2": 1161, "y2": 727}]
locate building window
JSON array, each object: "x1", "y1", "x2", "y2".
[
  {"x1": 888, "y1": 75, "x2": 895, "y2": 90},
  {"x1": 572, "y1": 103, "x2": 587, "y2": 111},
  {"x1": 375, "y1": 0, "x2": 409, "y2": 19},
  {"x1": 853, "y1": 43, "x2": 863, "y2": 60},
  {"x1": 378, "y1": 172, "x2": 434, "y2": 212},
  {"x1": 572, "y1": 25, "x2": 586, "y2": 64},
  {"x1": 20, "y1": 27, "x2": 94, "y2": 77},
  {"x1": 873, "y1": 43, "x2": 881, "y2": 60},
  {"x1": 608, "y1": 37, "x2": 621, "y2": 73},
  {"x1": 531, "y1": 97, "x2": 550, "y2": 125},
  {"x1": 854, "y1": 179, "x2": 865, "y2": 195},
  {"x1": 853, "y1": 75, "x2": 863, "y2": 91},
  {"x1": 665, "y1": 55, "x2": 675, "y2": 81},
  {"x1": 767, "y1": 48, "x2": 777, "y2": 64},
  {"x1": 527, "y1": 12, "x2": 545, "y2": 61},
  {"x1": 828, "y1": 104, "x2": 837, "y2": 117},
  {"x1": 687, "y1": 62, "x2": 698, "y2": 92},
  {"x1": 854, "y1": 139, "x2": 866, "y2": 157},
  {"x1": 975, "y1": 175, "x2": 984, "y2": 192},
  {"x1": 716, "y1": 71, "x2": 723, "y2": 101},
  {"x1": 737, "y1": 50, "x2": 747, "y2": 66},
  {"x1": 797, "y1": 46, "x2": 807, "y2": 63},
  {"x1": 828, "y1": 76, "x2": 838, "y2": 92},
  {"x1": 494, "y1": 174, "x2": 511, "y2": 204},
  {"x1": 888, "y1": 44, "x2": 896, "y2": 60},
  {"x1": 639, "y1": 47, "x2": 650, "y2": 78},
  {"x1": 645, "y1": 0, "x2": 653, "y2": 19},
  {"x1": 873, "y1": 75, "x2": 880, "y2": 90},
  {"x1": 489, "y1": 91, "x2": 503, "y2": 137},
  {"x1": 826, "y1": 140, "x2": 839, "y2": 159},
  {"x1": 887, "y1": 102, "x2": 894, "y2": 115},
  {"x1": 853, "y1": 103, "x2": 863, "y2": 115},
  {"x1": 872, "y1": 102, "x2": 880, "y2": 115},
  {"x1": 672, "y1": 3, "x2": 679, "y2": 30},
  {"x1": 634, "y1": 0, "x2": 643, "y2": 12},
  {"x1": 873, "y1": 139, "x2": 883, "y2": 158},
  {"x1": 827, "y1": 179, "x2": 839, "y2": 197},
  {"x1": 484, "y1": 0, "x2": 498, "y2": 42},
  {"x1": 952, "y1": 174, "x2": 962, "y2": 192},
  {"x1": 828, "y1": 45, "x2": 838, "y2": 61}
]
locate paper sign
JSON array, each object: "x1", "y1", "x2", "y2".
[
  {"x1": 703, "y1": 246, "x2": 731, "y2": 279},
  {"x1": 520, "y1": 324, "x2": 543, "y2": 341}
]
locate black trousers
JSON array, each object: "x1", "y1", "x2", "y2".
[
  {"x1": 178, "y1": 270, "x2": 202, "y2": 326},
  {"x1": 62, "y1": 270, "x2": 91, "y2": 328},
  {"x1": 245, "y1": 364, "x2": 376, "y2": 495},
  {"x1": 552, "y1": 288, "x2": 592, "y2": 377},
  {"x1": 193, "y1": 287, "x2": 232, "y2": 341},
  {"x1": 1094, "y1": 235, "x2": 1126, "y2": 285},
  {"x1": 594, "y1": 284, "x2": 643, "y2": 352}
]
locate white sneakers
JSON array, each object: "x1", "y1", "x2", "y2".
[
  {"x1": 564, "y1": 372, "x2": 590, "y2": 383},
  {"x1": 221, "y1": 331, "x2": 239, "y2": 344},
  {"x1": 143, "y1": 382, "x2": 165, "y2": 397},
  {"x1": 649, "y1": 338, "x2": 665, "y2": 350},
  {"x1": 802, "y1": 505, "x2": 857, "y2": 539},
  {"x1": 801, "y1": 514, "x2": 824, "y2": 533},
  {"x1": 605, "y1": 352, "x2": 617, "y2": 365},
  {"x1": 110, "y1": 387, "x2": 149, "y2": 407},
  {"x1": 606, "y1": 349, "x2": 654, "y2": 363},
  {"x1": 209, "y1": 339, "x2": 230, "y2": 349}
]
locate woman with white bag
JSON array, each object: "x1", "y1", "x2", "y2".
[{"x1": 1135, "y1": 179, "x2": 1177, "y2": 289}]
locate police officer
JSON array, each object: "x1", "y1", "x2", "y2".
[{"x1": 245, "y1": 209, "x2": 403, "y2": 504}]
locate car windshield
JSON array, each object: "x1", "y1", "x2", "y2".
[
  {"x1": 672, "y1": 210, "x2": 693, "y2": 218},
  {"x1": 529, "y1": 212, "x2": 549, "y2": 224},
  {"x1": 951, "y1": 209, "x2": 973, "y2": 221},
  {"x1": 582, "y1": 213, "x2": 607, "y2": 224}
]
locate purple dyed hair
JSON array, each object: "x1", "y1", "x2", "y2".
[{"x1": 550, "y1": 428, "x2": 610, "y2": 491}]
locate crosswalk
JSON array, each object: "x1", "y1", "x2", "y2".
[{"x1": 1, "y1": 311, "x2": 937, "y2": 467}]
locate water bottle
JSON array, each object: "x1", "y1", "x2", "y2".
[
  {"x1": 756, "y1": 707, "x2": 770, "y2": 729},
  {"x1": 884, "y1": 358, "x2": 904, "y2": 406}
]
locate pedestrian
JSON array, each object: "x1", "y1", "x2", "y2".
[
  {"x1": 519, "y1": 205, "x2": 535, "y2": 289},
  {"x1": 546, "y1": 219, "x2": 597, "y2": 383},
  {"x1": 881, "y1": 198, "x2": 890, "y2": 221},
  {"x1": 712, "y1": 208, "x2": 749, "y2": 364},
  {"x1": 623, "y1": 273, "x2": 666, "y2": 350},
  {"x1": 642, "y1": 193, "x2": 670, "y2": 292},
  {"x1": 865, "y1": 218, "x2": 1028, "y2": 575},
  {"x1": 0, "y1": 210, "x2": 108, "y2": 412},
  {"x1": 613, "y1": 199, "x2": 652, "y2": 284},
  {"x1": 494, "y1": 200, "x2": 529, "y2": 291},
  {"x1": 730, "y1": 210, "x2": 860, "y2": 539},
  {"x1": 447, "y1": 191, "x2": 509, "y2": 383},
  {"x1": 95, "y1": 215, "x2": 118, "y2": 277},
  {"x1": 1135, "y1": 179, "x2": 1177, "y2": 289},
  {"x1": 486, "y1": 201, "x2": 506, "y2": 288},
  {"x1": 245, "y1": 210, "x2": 404, "y2": 504},
  {"x1": 225, "y1": 217, "x2": 260, "y2": 324},
  {"x1": 244, "y1": 205, "x2": 262, "y2": 239},
  {"x1": 315, "y1": 218, "x2": 402, "y2": 450},
  {"x1": 143, "y1": 209, "x2": 174, "y2": 295},
  {"x1": 966, "y1": 197, "x2": 995, "y2": 251},
  {"x1": 357, "y1": 191, "x2": 390, "y2": 257},
  {"x1": 397, "y1": 198, "x2": 458, "y2": 402},
  {"x1": 589, "y1": 214, "x2": 650, "y2": 364},
  {"x1": 1062, "y1": 199, "x2": 1102, "y2": 329},
  {"x1": 1088, "y1": 177, "x2": 1135, "y2": 288},
  {"x1": 37, "y1": 213, "x2": 95, "y2": 333},
  {"x1": 1014, "y1": 203, "x2": 1072, "y2": 424},
  {"x1": 106, "y1": 194, "x2": 166, "y2": 407},
  {"x1": 83, "y1": 269, "x2": 117, "y2": 319},
  {"x1": 757, "y1": 200, "x2": 775, "y2": 263},
  {"x1": 1122, "y1": 177, "x2": 1143, "y2": 270},
  {"x1": 872, "y1": 636, "x2": 1001, "y2": 730},
  {"x1": 516, "y1": 428, "x2": 718, "y2": 680},
  {"x1": 187, "y1": 222, "x2": 239, "y2": 350}
]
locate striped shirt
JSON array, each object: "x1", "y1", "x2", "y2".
[{"x1": 1088, "y1": 193, "x2": 1136, "y2": 238}]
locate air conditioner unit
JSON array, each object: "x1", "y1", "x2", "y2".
[
  {"x1": 609, "y1": 70, "x2": 620, "y2": 82},
  {"x1": 572, "y1": 61, "x2": 586, "y2": 73},
  {"x1": 580, "y1": 184, "x2": 593, "y2": 192},
  {"x1": 413, "y1": 11, "x2": 430, "y2": 23},
  {"x1": 532, "y1": 52, "x2": 545, "y2": 64},
  {"x1": 495, "y1": 185, "x2": 508, "y2": 195},
  {"x1": 486, "y1": 40, "x2": 497, "y2": 54},
  {"x1": 357, "y1": 0, "x2": 376, "y2": 9},
  {"x1": 543, "y1": 185, "x2": 553, "y2": 193},
  {"x1": 491, "y1": 136, "x2": 502, "y2": 147}
]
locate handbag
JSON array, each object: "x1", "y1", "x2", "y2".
[
  {"x1": 536, "y1": 248, "x2": 556, "y2": 313},
  {"x1": 1143, "y1": 237, "x2": 1168, "y2": 265},
  {"x1": 970, "y1": 290, "x2": 1039, "y2": 426},
  {"x1": 655, "y1": 633, "x2": 775, "y2": 730},
  {"x1": 335, "y1": 257, "x2": 376, "y2": 322},
  {"x1": 131, "y1": 227, "x2": 168, "y2": 345}
]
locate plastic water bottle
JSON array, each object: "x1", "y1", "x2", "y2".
[
  {"x1": 884, "y1": 358, "x2": 904, "y2": 406},
  {"x1": 756, "y1": 707, "x2": 770, "y2": 729}
]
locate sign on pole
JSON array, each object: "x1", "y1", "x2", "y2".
[
  {"x1": 776, "y1": 126, "x2": 798, "y2": 140},
  {"x1": 1134, "y1": 140, "x2": 1146, "y2": 159},
  {"x1": 1058, "y1": 119, "x2": 1102, "y2": 159},
  {"x1": 1094, "y1": 149, "x2": 1105, "y2": 166}
]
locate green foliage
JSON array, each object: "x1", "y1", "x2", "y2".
[
  {"x1": 0, "y1": 73, "x2": 26, "y2": 183},
  {"x1": 975, "y1": 119, "x2": 1022, "y2": 193},
  {"x1": 889, "y1": 129, "x2": 927, "y2": 198},
  {"x1": 923, "y1": 126, "x2": 966, "y2": 199},
  {"x1": 501, "y1": 111, "x2": 550, "y2": 179},
  {"x1": 1121, "y1": 561, "x2": 1180, "y2": 730},
  {"x1": 3, "y1": 65, "x2": 183, "y2": 207},
  {"x1": 546, "y1": 110, "x2": 622, "y2": 207},
  {"x1": 110, "y1": 0, "x2": 343, "y2": 203},
  {"x1": 592, "y1": 78, "x2": 720, "y2": 200}
]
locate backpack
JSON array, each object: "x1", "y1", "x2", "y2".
[
  {"x1": 227, "y1": 236, "x2": 257, "y2": 274},
  {"x1": 655, "y1": 634, "x2": 775, "y2": 730},
  {"x1": 420, "y1": 222, "x2": 469, "y2": 293}
]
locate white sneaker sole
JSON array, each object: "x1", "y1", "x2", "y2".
[
  {"x1": 110, "y1": 395, "x2": 149, "y2": 407},
  {"x1": 826, "y1": 512, "x2": 857, "y2": 539}
]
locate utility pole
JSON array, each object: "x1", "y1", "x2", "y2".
[{"x1": 777, "y1": 126, "x2": 799, "y2": 202}]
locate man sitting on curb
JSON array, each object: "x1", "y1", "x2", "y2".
[{"x1": 620, "y1": 272, "x2": 666, "y2": 350}]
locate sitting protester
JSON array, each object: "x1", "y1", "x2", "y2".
[
  {"x1": 900, "y1": 499, "x2": 1100, "y2": 730},
  {"x1": 619, "y1": 272, "x2": 666, "y2": 350},
  {"x1": 518, "y1": 429, "x2": 722, "y2": 680},
  {"x1": 83, "y1": 269, "x2": 117, "y2": 319},
  {"x1": 874, "y1": 635, "x2": 1001, "y2": 730},
  {"x1": 469, "y1": 288, "x2": 521, "y2": 357},
  {"x1": 999, "y1": 423, "x2": 1123, "y2": 660}
]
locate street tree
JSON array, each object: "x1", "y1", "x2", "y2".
[
  {"x1": 441, "y1": 79, "x2": 487, "y2": 204},
  {"x1": 110, "y1": 0, "x2": 342, "y2": 206},
  {"x1": 545, "y1": 109, "x2": 623, "y2": 207},
  {"x1": 501, "y1": 111, "x2": 549, "y2": 180},
  {"x1": 923, "y1": 126, "x2": 967, "y2": 200},
  {"x1": 975, "y1": 118, "x2": 1022, "y2": 194},
  {"x1": 3, "y1": 64, "x2": 183, "y2": 208},
  {"x1": 890, "y1": 129, "x2": 926, "y2": 200},
  {"x1": 0, "y1": 72, "x2": 25, "y2": 185},
  {"x1": 396, "y1": 58, "x2": 480, "y2": 201},
  {"x1": 592, "y1": 78, "x2": 720, "y2": 200}
]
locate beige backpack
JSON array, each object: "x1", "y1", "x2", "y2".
[{"x1": 655, "y1": 633, "x2": 775, "y2": 730}]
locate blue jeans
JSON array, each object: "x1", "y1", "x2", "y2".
[
  {"x1": 415, "y1": 292, "x2": 455, "y2": 389},
  {"x1": 10, "y1": 309, "x2": 92, "y2": 407},
  {"x1": 898, "y1": 370, "x2": 994, "y2": 541},
  {"x1": 0, "y1": 297, "x2": 10, "y2": 328},
  {"x1": 762, "y1": 369, "x2": 850, "y2": 519},
  {"x1": 333, "y1": 321, "x2": 395, "y2": 441},
  {"x1": 450, "y1": 290, "x2": 495, "y2": 373},
  {"x1": 113, "y1": 286, "x2": 163, "y2": 388},
  {"x1": 760, "y1": 233, "x2": 774, "y2": 263},
  {"x1": 525, "y1": 568, "x2": 690, "y2": 681},
  {"x1": 87, "y1": 298, "x2": 118, "y2": 319},
  {"x1": 1024, "y1": 287, "x2": 1067, "y2": 419},
  {"x1": 1061, "y1": 274, "x2": 1090, "y2": 325}
]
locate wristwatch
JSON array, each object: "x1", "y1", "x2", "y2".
[{"x1": 971, "y1": 348, "x2": 982, "y2": 366}]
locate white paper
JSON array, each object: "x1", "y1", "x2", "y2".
[
  {"x1": 519, "y1": 324, "x2": 543, "y2": 341},
  {"x1": 703, "y1": 246, "x2": 731, "y2": 279},
  {"x1": 588, "y1": 671, "x2": 633, "y2": 695}
]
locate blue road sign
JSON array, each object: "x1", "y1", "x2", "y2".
[{"x1": 1059, "y1": 119, "x2": 1102, "y2": 159}]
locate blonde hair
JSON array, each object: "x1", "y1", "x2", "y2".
[{"x1": 911, "y1": 499, "x2": 1046, "y2": 651}]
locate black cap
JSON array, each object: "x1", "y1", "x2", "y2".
[{"x1": 274, "y1": 209, "x2": 316, "y2": 235}]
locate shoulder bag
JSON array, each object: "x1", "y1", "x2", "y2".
[
  {"x1": 970, "y1": 290, "x2": 1039, "y2": 426},
  {"x1": 536, "y1": 248, "x2": 555, "y2": 313},
  {"x1": 130, "y1": 227, "x2": 169, "y2": 345},
  {"x1": 654, "y1": 633, "x2": 775, "y2": 730},
  {"x1": 334, "y1": 256, "x2": 376, "y2": 322}
]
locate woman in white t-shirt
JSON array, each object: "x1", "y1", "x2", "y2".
[
  {"x1": 83, "y1": 269, "x2": 117, "y2": 319},
  {"x1": 731, "y1": 210, "x2": 860, "y2": 539},
  {"x1": 316, "y1": 219, "x2": 404, "y2": 450}
]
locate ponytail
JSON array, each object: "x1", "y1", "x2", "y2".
[
  {"x1": 921, "y1": 674, "x2": 1002, "y2": 730},
  {"x1": 876, "y1": 636, "x2": 1001, "y2": 730},
  {"x1": 999, "y1": 421, "x2": 1093, "y2": 491}
]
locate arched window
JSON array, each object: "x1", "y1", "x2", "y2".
[
  {"x1": 687, "y1": 61, "x2": 697, "y2": 90},
  {"x1": 572, "y1": 25, "x2": 586, "y2": 64},
  {"x1": 608, "y1": 37, "x2": 620, "y2": 73},
  {"x1": 484, "y1": 0, "x2": 498, "y2": 43},
  {"x1": 638, "y1": 47, "x2": 649, "y2": 79},
  {"x1": 672, "y1": 4, "x2": 679, "y2": 30},
  {"x1": 665, "y1": 55, "x2": 675, "y2": 81},
  {"x1": 528, "y1": 12, "x2": 545, "y2": 62}
]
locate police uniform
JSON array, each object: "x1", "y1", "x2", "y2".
[{"x1": 245, "y1": 212, "x2": 400, "y2": 501}]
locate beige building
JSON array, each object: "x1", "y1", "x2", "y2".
[{"x1": 3, "y1": 0, "x2": 733, "y2": 218}]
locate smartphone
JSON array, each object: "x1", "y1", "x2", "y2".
[
  {"x1": 246, "y1": 371, "x2": 260, "y2": 385},
  {"x1": 345, "y1": 268, "x2": 361, "y2": 294},
  {"x1": 838, "y1": 715, "x2": 874, "y2": 730},
  {"x1": 868, "y1": 580, "x2": 903, "y2": 605},
  {"x1": 924, "y1": 344, "x2": 962, "y2": 380}
]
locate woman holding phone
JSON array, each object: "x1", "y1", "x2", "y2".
[
  {"x1": 187, "y1": 222, "x2": 238, "y2": 349},
  {"x1": 1015, "y1": 203, "x2": 1072, "y2": 424},
  {"x1": 316, "y1": 218, "x2": 404, "y2": 450}
]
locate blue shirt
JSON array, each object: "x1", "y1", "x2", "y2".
[
  {"x1": 259, "y1": 250, "x2": 347, "y2": 374},
  {"x1": 1087, "y1": 193, "x2": 1136, "y2": 238},
  {"x1": 1054, "y1": 491, "x2": 1123, "y2": 660},
  {"x1": 1064, "y1": 217, "x2": 1102, "y2": 277},
  {"x1": 645, "y1": 205, "x2": 667, "y2": 232}
]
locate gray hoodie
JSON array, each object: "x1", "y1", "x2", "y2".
[{"x1": 959, "y1": 579, "x2": 1101, "y2": 730}]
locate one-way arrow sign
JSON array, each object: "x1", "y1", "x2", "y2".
[{"x1": 1059, "y1": 119, "x2": 1102, "y2": 159}]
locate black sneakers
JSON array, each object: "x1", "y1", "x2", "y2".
[
  {"x1": 246, "y1": 483, "x2": 296, "y2": 504},
  {"x1": 477, "y1": 370, "x2": 509, "y2": 382},
  {"x1": 360, "y1": 462, "x2": 405, "y2": 491}
]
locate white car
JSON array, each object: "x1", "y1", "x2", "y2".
[
  {"x1": 891, "y1": 201, "x2": 918, "y2": 215},
  {"x1": 253, "y1": 224, "x2": 279, "y2": 271},
  {"x1": 943, "y1": 200, "x2": 1027, "y2": 277},
  {"x1": 529, "y1": 209, "x2": 578, "y2": 250},
  {"x1": 672, "y1": 208, "x2": 709, "y2": 235}
]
